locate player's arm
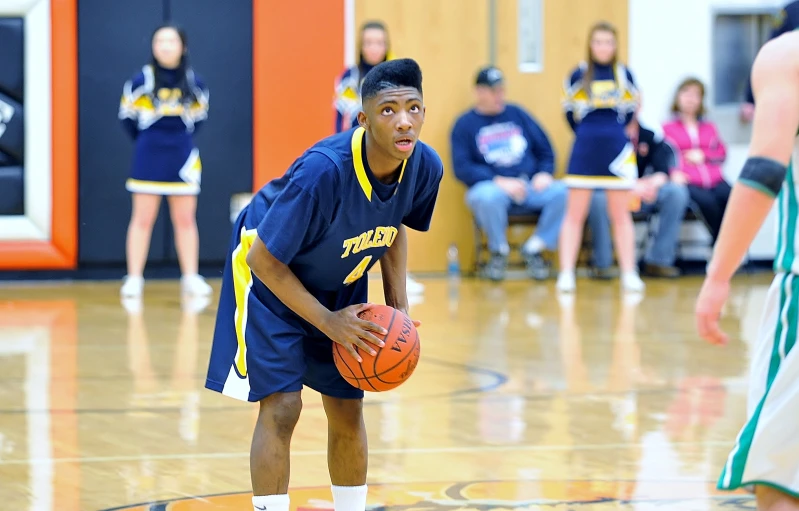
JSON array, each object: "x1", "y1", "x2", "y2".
[
  {"x1": 247, "y1": 236, "x2": 386, "y2": 361},
  {"x1": 247, "y1": 239, "x2": 335, "y2": 326},
  {"x1": 379, "y1": 224, "x2": 409, "y2": 312},
  {"x1": 705, "y1": 34, "x2": 799, "y2": 283},
  {"x1": 246, "y1": 177, "x2": 387, "y2": 360}
]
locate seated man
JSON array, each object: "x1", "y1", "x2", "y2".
[
  {"x1": 588, "y1": 120, "x2": 689, "y2": 278},
  {"x1": 451, "y1": 66, "x2": 566, "y2": 281}
]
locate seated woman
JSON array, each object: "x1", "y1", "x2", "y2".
[{"x1": 662, "y1": 78, "x2": 730, "y2": 243}]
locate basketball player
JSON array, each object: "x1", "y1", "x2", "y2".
[
  {"x1": 696, "y1": 31, "x2": 799, "y2": 510},
  {"x1": 205, "y1": 58, "x2": 442, "y2": 511}
]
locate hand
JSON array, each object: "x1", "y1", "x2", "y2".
[
  {"x1": 635, "y1": 181, "x2": 658, "y2": 203},
  {"x1": 695, "y1": 277, "x2": 731, "y2": 346},
  {"x1": 531, "y1": 172, "x2": 553, "y2": 192},
  {"x1": 494, "y1": 176, "x2": 528, "y2": 203},
  {"x1": 684, "y1": 149, "x2": 705, "y2": 165},
  {"x1": 321, "y1": 303, "x2": 387, "y2": 362},
  {"x1": 671, "y1": 171, "x2": 688, "y2": 186},
  {"x1": 625, "y1": 120, "x2": 640, "y2": 145},
  {"x1": 740, "y1": 102, "x2": 755, "y2": 123}
]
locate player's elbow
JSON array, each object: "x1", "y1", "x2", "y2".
[
  {"x1": 739, "y1": 157, "x2": 787, "y2": 197},
  {"x1": 246, "y1": 238, "x2": 282, "y2": 284}
]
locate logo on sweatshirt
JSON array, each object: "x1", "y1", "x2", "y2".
[
  {"x1": 100, "y1": 479, "x2": 752, "y2": 510},
  {"x1": 476, "y1": 122, "x2": 528, "y2": 168}
]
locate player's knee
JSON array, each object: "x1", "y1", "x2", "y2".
[
  {"x1": 323, "y1": 397, "x2": 364, "y2": 433},
  {"x1": 259, "y1": 392, "x2": 302, "y2": 438}
]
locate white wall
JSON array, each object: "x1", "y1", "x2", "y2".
[{"x1": 628, "y1": 0, "x2": 782, "y2": 261}]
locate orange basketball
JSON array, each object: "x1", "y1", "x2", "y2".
[{"x1": 333, "y1": 305, "x2": 420, "y2": 392}]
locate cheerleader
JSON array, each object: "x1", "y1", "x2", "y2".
[
  {"x1": 333, "y1": 20, "x2": 392, "y2": 133},
  {"x1": 557, "y1": 21, "x2": 644, "y2": 293},
  {"x1": 118, "y1": 24, "x2": 212, "y2": 298}
]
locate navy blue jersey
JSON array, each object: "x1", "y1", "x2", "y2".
[{"x1": 246, "y1": 126, "x2": 442, "y2": 322}]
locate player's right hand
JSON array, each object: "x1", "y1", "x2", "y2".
[
  {"x1": 695, "y1": 277, "x2": 730, "y2": 346},
  {"x1": 323, "y1": 303, "x2": 387, "y2": 362}
]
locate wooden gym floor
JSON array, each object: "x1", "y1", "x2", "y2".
[{"x1": 0, "y1": 272, "x2": 771, "y2": 510}]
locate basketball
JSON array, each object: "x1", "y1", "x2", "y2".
[{"x1": 332, "y1": 305, "x2": 420, "y2": 392}]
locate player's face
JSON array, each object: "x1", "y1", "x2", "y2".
[
  {"x1": 677, "y1": 84, "x2": 703, "y2": 117},
  {"x1": 590, "y1": 30, "x2": 616, "y2": 64},
  {"x1": 362, "y1": 87, "x2": 425, "y2": 160},
  {"x1": 361, "y1": 28, "x2": 388, "y2": 66},
  {"x1": 152, "y1": 28, "x2": 184, "y2": 69}
]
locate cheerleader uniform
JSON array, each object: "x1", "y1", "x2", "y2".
[
  {"x1": 118, "y1": 64, "x2": 209, "y2": 195},
  {"x1": 561, "y1": 61, "x2": 639, "y2": 189}
]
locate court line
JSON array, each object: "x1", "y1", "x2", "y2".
[
  {"x1": 0, "y1": 384, "x2": 725, "y2": 415},
  {"x1": 0, "y1": 440, "x2": 734, "y2": 466}
]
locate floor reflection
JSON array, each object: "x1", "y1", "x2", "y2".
[{"x1": 0, "y1": 275, "x2": 768, "y2": 510}]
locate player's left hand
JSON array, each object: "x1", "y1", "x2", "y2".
[
  {"x1": 695, "y1": 277, "x2": 730, "y2": 346},
  {"x1": 532, "y1": 172, "x2": 553, "y2": 191}
]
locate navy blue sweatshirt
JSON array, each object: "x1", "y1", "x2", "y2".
[{"x1": 450, "y1": 103, "x2": 555, "y2": 188}]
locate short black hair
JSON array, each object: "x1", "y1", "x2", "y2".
[{"x1": 360, "y1": 58, "x2": 423, "y2": 102}]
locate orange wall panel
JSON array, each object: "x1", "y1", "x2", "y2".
[{"x1": 253, "y1": 0, "x2": 346, "y2": 189}]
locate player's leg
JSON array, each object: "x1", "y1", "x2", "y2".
[
  {"x1": 605, "y1": 189, "x2": 644, "y2": 291},
  {"x1": 302, "y1": 336, "x2": 369, "y2": 511},
  {"x1": 755, "y1": 486, "x2": 799, "y2": 511},
  {"x1": 123, "y1": 193, "x2": 161, "y2": 296},
  {"x1": 204, "y1": 210, "x2": 306, "y2": 511},
  {"x1": 167, "y1": 195, "x2": 211, "y2": 295},
  {"x1": 586, "y1": 190, "x2": 614, "y2": 276},
  {"x1": 251, "y1": 391, "x2": 303, "y2": 495},
  {"x1": 717, "y1": 274, "x2": 799, "y2": 510},
  {"x1": 321, "y1": 395, "x2": 369, "y2": 511},
  {"x1": 465, "y1": 180, "x2": 512, "y2": 280},
  {"x1": 556, "y1": 187, "x2": 592, "y2": 292}
]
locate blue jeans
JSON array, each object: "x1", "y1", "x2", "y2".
[
  {"x1": 588, "y1": 183, "x2": 690, "y2": 268},
  {"x1": 466, "y1": 179, "x2": 567, "y2": 254}
]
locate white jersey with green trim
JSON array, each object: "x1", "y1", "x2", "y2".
[{"x1": 773, "y1": 146, "x2": 799, "y2": 275}]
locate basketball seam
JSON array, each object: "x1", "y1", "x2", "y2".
[
  {"x1": 337, "y1": 342, "x2": 380, "y2": 392},
  {"x1": 374, "y1": 326, "x2": 420, "y2": 384},
  {"x1": 333, "y1": 343, "x2": 363, "y2": 389},
  {"x1": 373, "y1": 308, "x2": 399, "y2": 378}
]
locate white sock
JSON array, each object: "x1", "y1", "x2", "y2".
[
  {"x1": 252, "y1": 493, "x2": 289, "y2": 511},
  {"x1": 331, "y1": 484, "x2": 368, "y2": 511},
  {"x1": 523, "y1": 236, "x2": 545, "y2": 254}
]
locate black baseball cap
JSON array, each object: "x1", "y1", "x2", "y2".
[{"x1": 475, "y1": 66, "x2": 504, "y2": 87}]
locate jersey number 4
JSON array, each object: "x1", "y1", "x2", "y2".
[{"x1": 343, "y1": 256, "x2": 372, "y2": 285}]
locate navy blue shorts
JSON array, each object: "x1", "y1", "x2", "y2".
[{"x1": 204, "y1": 210, "x2": 364, "y2": 402}]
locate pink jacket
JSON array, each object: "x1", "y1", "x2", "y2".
[{"x1": 662, "y1": 119, "x2": 727, "y2": 188}]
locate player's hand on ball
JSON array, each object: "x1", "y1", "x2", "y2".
[
  {"x1": 323, "y1": 303, "x2": 387, "y2": 362},
  {"x1": 695, "y1": 277, "x2": 730, "y2": 346}
]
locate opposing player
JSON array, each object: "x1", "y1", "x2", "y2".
[
  {"x1": 696, "y1": 31, "x2": 799, "y2": 509},
  {"x1": 205, "y1": 58, "x2": 442, "y2": 511}
]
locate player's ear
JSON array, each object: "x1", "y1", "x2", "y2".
[{"x1": 357, "y1": 111, "x2": 368, "y2": 129}]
